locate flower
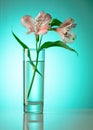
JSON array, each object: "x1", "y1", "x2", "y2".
[
  {"x1": 21, "y1": 11, "x2": 52, "y2": 35},
  {"x1": 54, "y1": 18, "x2": 76, "y2": 43}
]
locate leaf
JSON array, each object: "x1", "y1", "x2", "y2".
[
  {"x1": 39, "y1": 40, "x2": 78, "y2": 56},
  {"x1": 12, "y1": 32, "x2": 42, "y2": 76},
  {"x1": 50, "y1": 19, "x2": 62, "y2": 27},
  {"x1": 12, "y1": 32, "x2": 29, "y2": 49}
]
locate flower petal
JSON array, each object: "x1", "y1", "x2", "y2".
[
  {"x1": 37, "y1": 25, "x2": 50, "y2": 34},
  {"x1": 60, "y1": 18, "x2": 76, "y2": 30},
  {"x1": 54, "y1": 28, "x2": 76, "y2": 43},
  {"x1": 35, "y1": 11, "x2": 52, "y2": 25},
  {"x1": 63, "y1": 31, "x2": 76, "y2": 43},
  {"x1": 21, "y1": 15, "x2": 35, "y2": 34}
]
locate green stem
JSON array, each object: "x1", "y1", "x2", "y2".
[
  {"x1": 26, "y1": 37, "x2": 39, "y2": 100},
  {"x1": 39, "y1": 35, "x2": 43, "y2": 47},
  {"x1": 26, "y1": 35, "x2": 43, "y2": 100},
  {"x1": 27, "y1": 50, "x2": 39, "y2": 99}
]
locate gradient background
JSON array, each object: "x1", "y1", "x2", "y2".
[{"x1": 0, "y1": 0, "x2": 93, "y2": 113}]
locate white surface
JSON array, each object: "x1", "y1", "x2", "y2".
[{"x1": 0, "y1": 109, "x2": 93, "y2": 130}]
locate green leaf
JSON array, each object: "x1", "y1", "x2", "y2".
[
  {"x1": 50, "y1": 19, "x2": 62, "y2": 27},
  {"x1": 12, "y1": 32, "x2": 29, "y2": 49},
  {"x1": 12, "y1": 32, "x2": 42, "y2": 76},
  {"x1": 39, "y1": 41, "x2": 78, "y2": 56}
]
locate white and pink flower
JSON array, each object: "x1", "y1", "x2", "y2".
[
  {"x1": 54, "y1": 18, "x2": 76, "y2": 43},
  {"x1": 21, "y1": 11, "x2": 52, "y2": 35}
]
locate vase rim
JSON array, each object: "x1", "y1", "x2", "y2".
[{"x1": 24, "y1": 48, "x2": 45, "y2": 51}]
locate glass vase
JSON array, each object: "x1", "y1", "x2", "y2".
[{"x1": 23, "y1": 48, "x2": 45, "y2": 113}]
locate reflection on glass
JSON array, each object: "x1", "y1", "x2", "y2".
[{"x1": 23, "y1": 113, "x2": 43, "y2": 130}]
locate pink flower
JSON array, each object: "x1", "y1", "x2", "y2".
[
  {"x1": 21, "y1": 11, "x2": 52, "y2": 35},
  {"x1": 54, "y1": 18, "x2": 76, "y2": 43}
]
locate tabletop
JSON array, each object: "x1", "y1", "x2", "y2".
[{"x1": 0, "y1": 109, "x2": 93, "y2": 130}]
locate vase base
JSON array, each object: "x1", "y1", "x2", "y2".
[{"x1": 24, "y1": 101, "x2": 43, "y2": 113}]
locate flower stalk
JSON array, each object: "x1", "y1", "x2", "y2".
[
  {"x1": 26, "y1": 35, "x2": 43, "y2": 99},
  {"x1": 27, "y1": 49, "x2": 39, "y2": 99}
]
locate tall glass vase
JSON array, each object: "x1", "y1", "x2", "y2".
[{"x1": 23, "y1": 48, "x2": 45, "y2": 113}]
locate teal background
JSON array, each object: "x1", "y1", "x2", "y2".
[{"x1": 0, "y1": 0, "x2": 93, "y2": 113}]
